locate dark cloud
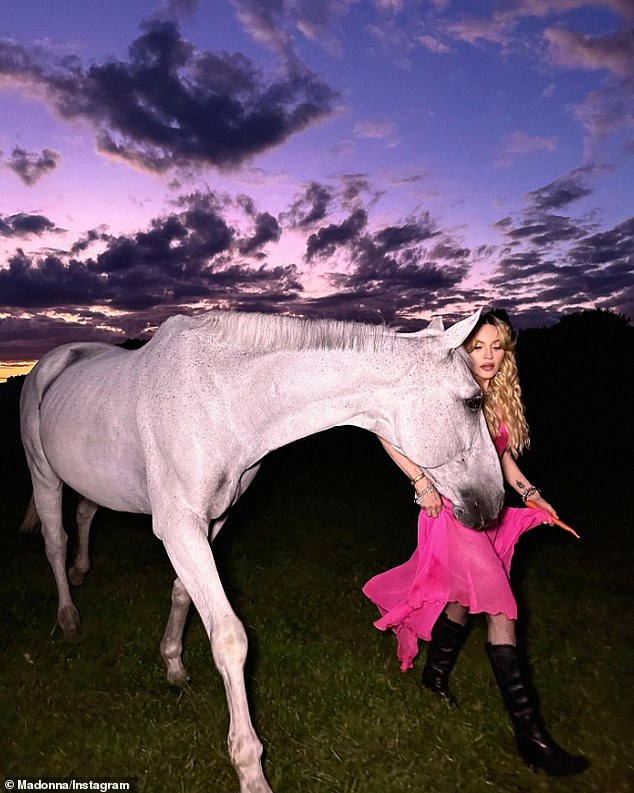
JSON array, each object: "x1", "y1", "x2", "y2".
[
  {"x1": 238, "y1": 212, "x2": 281, "y2": 254},
  {"x1": 0, "y1": 20, "x2": 336, "y2": 173},
  {"x1": 70, "y1": 228, "x2": 110, "y2": 255},
  {"x1": 0, "y1": 193, "x2": 301, "y2": 313},
  {"x1": 569, "y1": 215, "x2": 634, "y2": 267},
  {"x1": 3, "y1": 146, "x2": 61, "y2": 185},
  {"x1": 303, "y1": 209, "x2": 469, "y2": 325},
  {"x1": 0, "y1": 250, "x2": 104, "y2": 307},
  {"x1": 496, "y1": 213, "x2": 587, "y2": 247},
  {"x1": 305, "y1": 208, "x2": 368, "y2": 259},
  {"x1": 372, "y1": 213, "x2": 437, "y2": 252},
  {"x1": 283, "y1": 181, "x2": 334, "y2": 227},
  {"x1": 493, "y1": 170, "x2": 600, "y2": 249},
  {"x1": 0, "y1": 212, "x2": 61, "y2": 237},
  {"x1": 2, "y1": 167, "x2": 632, "y2": 364},
  {"x1": 490, "y1": 208, "x2": 634, "y2": 322},
  {"x1": 527, "y1": 170, "x2": 594, "y2": 212}
]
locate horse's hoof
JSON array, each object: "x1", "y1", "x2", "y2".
[
  {"x1": 165, "y1": 662, "x2": 190, "y2": 687},
  {"x1": 68, "y1": 567, "x2": 87, "y2": 586},
  {"x1": 58, "y1": 605, "x2": 81, "y2": 640}
]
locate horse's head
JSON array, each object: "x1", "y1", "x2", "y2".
[{"x1": 388, "y1": 311, "x2": 504, "y2": 529}]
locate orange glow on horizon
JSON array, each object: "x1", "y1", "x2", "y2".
[{"x1": 0, "y1": 360, "x2": 36, "y2": 383}]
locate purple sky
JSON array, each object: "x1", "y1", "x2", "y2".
[{"x1": 1, "y1": 0, "x2": 633, "y2": 379}]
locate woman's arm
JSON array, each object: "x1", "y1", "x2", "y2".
[
  {"x1": 377, "y1": 436, "x2": 442, "y2": 517},
  {"x1": 500, "y1": 450, "x2": 558, "y2": 518}
]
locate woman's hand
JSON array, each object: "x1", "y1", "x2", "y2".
[
  {"x1": 529, "y1": 494, "x2": 559, "y2": 522},
  {"x1": 416, "y1": 481, "x2": 443, "y2": 518}
]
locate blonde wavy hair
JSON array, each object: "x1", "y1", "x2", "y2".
[{"x1": 463, "y1": 312, "x2": 529, "y2": 457}]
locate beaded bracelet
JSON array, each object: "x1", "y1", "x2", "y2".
[
  {"x1": 414, "y1": 485, "x2": 437, "y2": 506},
  {"x1": 521, "y1": 486, "x2": 540, "y2": 503}
]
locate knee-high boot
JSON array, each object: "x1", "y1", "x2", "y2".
[
  {"x1": 422, "y1": 612, "x2": 468, "y2": 705},
  {"x1": 485, "y1": 643, "x2": 589, "y2": 776}
]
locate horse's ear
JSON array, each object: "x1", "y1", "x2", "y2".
[{"x1": 441, "y1": 309, "x2": 482, "y2": 350}]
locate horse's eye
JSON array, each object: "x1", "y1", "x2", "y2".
[{"x1": 465, "y1": 395, "x2": 483, "y2": 412}]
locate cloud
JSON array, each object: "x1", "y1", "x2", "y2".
[
  {"x1": 568, "y1": 215, "x2": 634, "y2": 266},
  {"x1": 495, "y1": 213, "x2": 587, "y2": 247},
  {"x1": 283, "y1": 181, "x2": 335, "y2": 227},
  {"x1": 573, "y1": 83, "x2": 634, "y2": 156},
  {"x1": 305, "y1": 208, "x2": 368, "y2": 259},
  {"x1": 353, "y1": 119, "x2": 398, "y2": 140},
  {"x1": 238, "y1": 211, "x2": 281, "y2": 254},
  {"x1": 336, "y1": 215, "x2": 460, "y2": 296},
  {"x1": 0, "y1": 192, "x2": 302, "y2": 312},
  {"x1": 0, "y1": 20, "x2": 336, "y2": 173},
  {"x1": 489, "y1": 169, "x2": 634, "y2": 319},
  {"x1": 1, "y1": 162, "x2": 632, "y2": 363},
  {"x1": 300, "y1": 206, "x2": 469, "y2": 324},
  {"x1": 378, "y1": 3, "x2": 634, "y2": 165},
  {"x1": 3, "y1": 146, "x2": 61, "y2": 185},
  {"x1": 417, "y1": 34, "x2": 450, "y2": 54},
  {"x1": 232, "y1": 0, "x2": 354, "y2": 56},
  {"x1": 496, "y1": 131, "x2": 556, "y2": 166},
  {"x1": 544, "y1": 26, "x2": 634, "y2": 77},
  {"x1": 443, "y1": 2, "x2": 634, "y2": 49},
  {"x1": 0, "y1": 212, "x2": 61, "y2": 237},
  {"x1": 0, "y1": 250, "x2": 105, "y2": 307},
  {"x1": 491, "y1": 220, "x2": 634, "y2": 315},
  {"x1": 526, "y1": 167, "x2": 596, "y2": 210}
]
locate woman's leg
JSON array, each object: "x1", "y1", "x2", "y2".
[
  {"x1": 486, "y1": 612, "x2": 516, "y2": 644},
  {"x1": 485, "y1": 614, "x2": 588, "y2": 776},
  {"x1": 445, "y1": 602, "x2": 469, "y2": 626},
  {"x1": 422, "y1": 602, "x2": 469, "y2": 705}
]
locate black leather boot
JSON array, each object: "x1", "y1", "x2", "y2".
[
  {"x1": 422, "y1": 612, "x2": 468, "y2": 706},
  {"x1": 485, "y1": 643, "x2": 589, "y2": 776}
]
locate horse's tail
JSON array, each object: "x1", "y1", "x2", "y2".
[{"x1": 19, "y1": 494, "x2": 41, "y2": 534}]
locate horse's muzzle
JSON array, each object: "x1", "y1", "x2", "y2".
[{"x1": 452, "y1": 490, "x2": 503, "y2": 530}]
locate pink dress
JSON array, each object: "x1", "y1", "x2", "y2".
[{"x1": 363, "y1": 425, "x2": 550, "y2": 671}]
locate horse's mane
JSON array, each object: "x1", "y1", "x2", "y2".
[{"x1": 200, "y1": 311, "x2": 400, "y2": 353}]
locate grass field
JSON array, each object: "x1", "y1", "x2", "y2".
[
  {"x1": 1, "y1": 415, "x2": 632, "y2": 793},
  {"x1": 1, "y1": 312, "x2": 633, "y2": 792}
]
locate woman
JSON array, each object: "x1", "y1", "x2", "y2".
[{"x1": 363, "y1": 310, "x2": 588, "y2": 777}]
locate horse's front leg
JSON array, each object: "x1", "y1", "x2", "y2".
[
  {"x1": 160, "y1": 512, "x2": 233, "y2": 685},
  {"x1": 156, "y1": 510, "x2": 272, "y2": 793},
  {"x1": 68, "y1": 498, "x2": 99, "y2": 586}
]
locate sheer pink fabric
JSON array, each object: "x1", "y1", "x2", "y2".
[{"x1": 363, "y1": 425, "x2": 550, "y2": 671}]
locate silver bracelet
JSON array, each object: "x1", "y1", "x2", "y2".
[
  {"x1": 521, "y1": 486, "x2": 540, "y2": 503},
  {"x1": 414, "y1": 486, "x2": 437, "y2": 505}
]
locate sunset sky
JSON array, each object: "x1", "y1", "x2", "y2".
[{"x1": 1, "y1": 0, "x2": 633, "y2": 380}]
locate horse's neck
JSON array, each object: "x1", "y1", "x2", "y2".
[{"x1": 243, "y1": 348, "x2": 403, "y2": 454}]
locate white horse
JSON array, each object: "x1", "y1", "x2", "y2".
[{"x1": 19, "y1": 309, "x2": 503, "y2": 793}]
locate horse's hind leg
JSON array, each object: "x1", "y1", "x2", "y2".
[
  {"x1": 160, "y1": 576, "x2": 192, "y2": 686},
  {"x1": 20, "y1": 364, "x2": 81, "y2": 639},
  {"x1": 33, "y1": 481, "x2": 81, "y2": 639},
  {"x1": 68, "y1": 498, "x2": 98, "y2": 586}
]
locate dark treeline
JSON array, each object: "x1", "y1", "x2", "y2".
[{"x1": 1, "y1": 308, "x2": 632, "y2": 543}]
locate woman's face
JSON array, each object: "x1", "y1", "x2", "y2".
[{"x1": 468, "y1": 322, "x2": 505, "y2": 388}]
